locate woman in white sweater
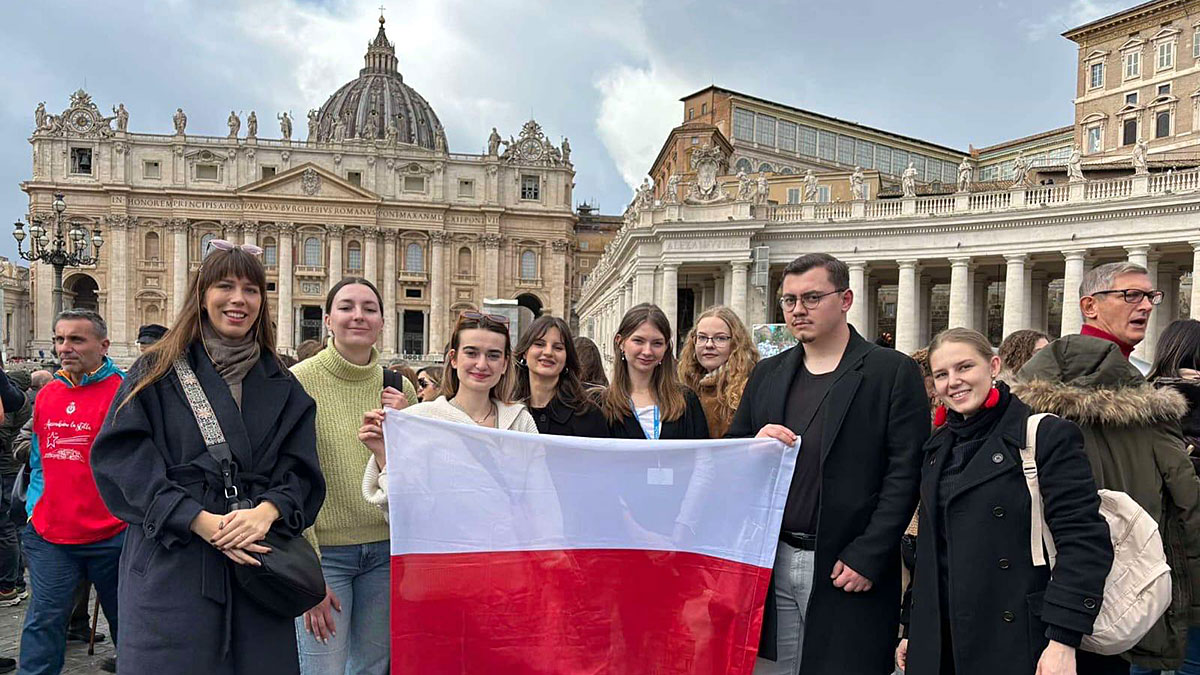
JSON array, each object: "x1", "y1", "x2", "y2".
[{"x1": 361, "y1": 311, "x2": 538, "y2": 507}]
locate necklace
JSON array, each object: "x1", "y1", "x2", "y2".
[{"x1": 451, "y1": 398, "x2": 496, "y2": 426}]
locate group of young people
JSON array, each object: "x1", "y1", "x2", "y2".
[{"x1": 46, "y1": 239, "x2": 1197, "y2": 675}]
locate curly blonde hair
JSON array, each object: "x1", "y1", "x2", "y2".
[{"x1": 678, "y1": 306, "x2": 759, "y2": 424}]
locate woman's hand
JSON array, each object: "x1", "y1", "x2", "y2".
[
  {"x1": 1035, "y1": 640, "x2": 1075, "y2": 675},
  {"x1": 381, "y1": 387, "x2": 409, "y2": 411},
  {"x1": 191, "y1": 510, "x2": 271, "y2": 565},
  {"x1": 360, "y1": 409, "x2": 386, "y2": 469},
  {"x1": 189, "y1": 510, "x2": 223, "y2": 541},
  {"x1": 303, "y1": 584, "x2": 342, "y2": 644},
  {"x1": 895, "y1": 638, "x2": 908, "y2": 672},
  {"x1": 210, "y1": 501, "x2": 279, "y2": 551}
]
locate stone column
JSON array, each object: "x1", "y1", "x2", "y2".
[
  {"x1": 363, "y1": 226, "x2": 379, "y2": 286},
  {"x1": 635, "y1": 266, "x2": 655, "y2": 305},
  {"x1": 327, "y1": 225, "x2": 344, "y2": 283},
  {"x1": 917, "y1": 273, "x2": 931, "y2": 347},
  {"x1": 1126, "y1": 244, "x2": 1150, "y2": 270},
  {"x1": 105, "y1": 216, "x2": 132, "y2": 354},
  {"x1": 550, "y1": 239, "x2": 569, "y2": 317},
  {"x1": 948, "y1": 257, "x2": 972, "y2": 329},
  {"x1": 1002, "y1": 253, "x2": 1028, "y2": 339},
  {"x1": 847, "y1": 261, "x2": 868, "y2": 333},
  {"x1": 974, "y1": 275, "x2": 989, "y2": 336},
  {"x1": 428, "y1": 231, "x2": 449, "y2": 359},
  {"x1": 865, "y1": 278, "x2": 878, "y2": 340},
  {"x1": 700, "y1": 282, "x2": 714, "y2": 313},
  {"x1": 896, "y1": 259, "x2": 919, "y2": 354},
  {"x1": 1061, "y1": 250, "x2": 1087, "y2": 336},
  {"x1": 482, "y1": 234, "x2": 501, "y2": 300},
  {"x1": 730, "y1": 260, "x2": 750, "y2": 323},
  {"x1": 1158, "y1": 264, "x2": 1178, "y2": 342},
  {"x1": 382, "y1": 230, "x2": 398, "y2": 357},
  {"x1": 241, "y1": 221, "x2": 258, "y2": 248},
  {"x1": 169, "y1": 219, "x2": 190, "y2": 320},
  {"x1": 1029, "y1": 272, "x2": 1047, "y2": 334},
  {"x1": 722, "y1": 271, "x2": 733, "y2": 308},
  {"x1": 1139, "y1": 252, "x2": 1160, "y2": 362},
  {"x1": 277, "y1": 223, "x2": 295, "y2": 352},
  {"x1": 1022, "y1": 262, "x2": 1035, "y2": 331},
  {"x1": 661, "y1": 263, "x2": 679, "y2": 330}
]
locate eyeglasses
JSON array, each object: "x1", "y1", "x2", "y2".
[
  {"x1": 205, "y1": 239, "x2": 264, "y2": 256},
  {"x1": 1091, "y1": 289, "x2": 1165, "y2": 305},
  {"x1": 695, "y1": 334, "x2": 731, "y2": 346},
  {"x1": 780, "y1": 288, "x2": 848, "y2": 311},
  {"x1": 460, "y1": 311, "x2": 510, "y2": 325}
]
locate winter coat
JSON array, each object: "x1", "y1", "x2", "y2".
[
  {"x1": 1154, "y1": 374, "x2": 1200, "y2": 475},
  {"x1": 91, "y1": 341, "x2": 325, "y2": 675},
  {"x1": 606, "y1": 388, "x2": 710, "y2": 440},
  {"x1": 725, "y1": 327, "x2": 929, "y2": 672},
  {"x1": 1014, "y1": 334, "x2": 1200, "y2": 670},
  {"x1": 905, "y1": 394, "x2": 1111, "y2": 675},
  {"x1": 693, "y1": 372, "x2": 738, "y2": 439},
  {"x1": 0, "y1": 391, "x2": 31, "y2": 475},
  {"x1": 528, "y1": 394, "x2": 610, "y2": 437}
]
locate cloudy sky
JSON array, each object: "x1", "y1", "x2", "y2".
[{"x1": 0, "y1": 0, "x2": 1125, "y2": 261}]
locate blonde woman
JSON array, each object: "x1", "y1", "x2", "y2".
[{"x1": 678, "y1": 305, "x2": 758, "y2": 438}]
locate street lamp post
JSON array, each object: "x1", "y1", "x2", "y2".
[{"x1": 13, "y1": 193, "x2": 104, "y2": 320}]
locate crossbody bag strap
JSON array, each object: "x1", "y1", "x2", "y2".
[
  {"x1": 173, "y1": 357, "x2": 244, "y2": 511},
  {"x1": 1021, "y1": 412, "x2": 1058, "y2": 567}
]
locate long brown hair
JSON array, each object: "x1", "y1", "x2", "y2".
[
  {"x1": 118, "y1": 247, "x2": 279, "y2": 411},
  {"x1": 677, "y1": 305, "x2": 758, "y2": 419},
  {"x1": 442, "y1": 313, "x2": 516, "y2": 403},
  {"x1": 600, "y1": 303, "x2": 686, "y2": 424},
  {"x1": 513, "y1": 315, "x2": 593, "y2": 412},
  {"x1": 573, "y1": 336, "x2": 608, "y2": 388}
]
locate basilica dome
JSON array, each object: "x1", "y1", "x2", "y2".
[{"x1": 310, "y1": 16, "x2": 445, "y2": 150}]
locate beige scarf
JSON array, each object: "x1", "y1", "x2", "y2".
[{"x1": 200, "y1": 320, "x2": 261, "y2": 408}]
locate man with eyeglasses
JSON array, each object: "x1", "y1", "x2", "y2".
[
  {"x1": 1014, "y1": 261, "x2": 1200, "y2": 673},
  {"x1": 727, "y1": 253, "x2": 928, "y2": 674}
]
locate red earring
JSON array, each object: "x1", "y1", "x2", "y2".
[
  {"x1": 933, "y1": 405, "x2": 948, "y2": 427},
  {"x1": 983, "y1": 385, "x2": 1001, "y2": 409}
]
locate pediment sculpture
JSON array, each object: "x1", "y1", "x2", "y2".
[
  {"x1": 499, "y1": 120, "x2": 568, "y2": 167},
  {"x1": 685, "y1": 145, "x2": 731, "y2": 204}
]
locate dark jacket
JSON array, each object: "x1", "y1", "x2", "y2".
[
  {"x1": 0, "y1": 391, "x2": 31, "y2": 475},
  {"x1": 1015, "y1": 334, "x2": 1200, "y2": 670},
  {"x1": 529, "y1": 395, "x2": 610, "y2": 437},
  {"x1": 726, "y1": 326, "x2": 929, "y2": 672},
  {"x1": 607, "y1": 388, "x2": 710, "y2": 440},
  {"x1": 91, "y1": 341, "x2": 325, "y2": 674},
  {"x1": 1154, "y1": 376, "x2": 1200, "y2": 475},
  {"x1": 905, "y1": 394, "x2": 1111, "y2": 675}
]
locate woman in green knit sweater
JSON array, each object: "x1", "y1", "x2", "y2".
[{"x1": 291, "y1": 278, "x2": 416, "y2": 675}]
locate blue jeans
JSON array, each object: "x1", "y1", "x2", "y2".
[
  {"x1": 18, "y1": 524, "x2": 123, "y2": 675},
  {"x1": 754, "y1": 541, "x2": 816, "y2": 675},
  {"x1": 1130, "y1": 624, "x2": 1200, "y2": 674},
  {"x1": 296, "y1": 541, "x2": 391, "y2": 675}
]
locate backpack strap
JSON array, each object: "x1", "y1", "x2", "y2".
[{"x1": 1021, "y1": 412, "x2": 1058, "y2": 567}]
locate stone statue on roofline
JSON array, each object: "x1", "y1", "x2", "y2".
[
  {"x1": 1132, "y1": 137, "x2": 1149, "y2": 175},
  {"x1": 173, "y1": 108, "x2": 188, "y2": 135},
  {"x1": 803, "y1": 169, "x2": 819, "y2": 202},
  {"x1": 488, "y1": 127, "x2": 502, "y2": 156},
  {"x1": 113, "y1": 103, "x2": 129, "y2": 132},
  {"x1": 901, "y1": 162, "x2": 918, "y2": 198},
  {"x1": 957, "y1": 157, "x2": 972, "y2": 192},
  {"x1": 247, "y1": 111, "x2": 258, "y2": 139},
  {"x1": 278, "y1": 111, "x2": 293, "y2": 140},
  {"x1": 227, "y1": 111, "x2": 240, "y2": 138},
  {"x1": 850, "y1": 166, "x2": 865, "y2": 200},
  {"x1": 1067, "y1": 144, "x2": 1085, "y2": 183},
  {"x1": 307, "y1": 109, "x2": 319, "y2": 141}
]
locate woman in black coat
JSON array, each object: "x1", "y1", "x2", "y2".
[
  {"x1": 91, "y1": 245, "x2": 325, "y2": 674},
  {"x1": 898, "y1": 328, "x2": 1111, "y2": 675},
  {"x1": 513, "y1": 315, "x2": 609, "y2": 437}
]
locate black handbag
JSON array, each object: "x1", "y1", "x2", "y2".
[{"x1": 173, "y1": 357, "x2": 325, "y2": 618}]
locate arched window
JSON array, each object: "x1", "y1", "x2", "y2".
[
  {"x1": 758, "y1": 162, "x2": 774, "y2": 173},
  {"x1": 457, "y1": 246, "x2": 472, "y2": 275},
  {"x1": 347, "y1": 240, "x2": 362, "y2": 272},
  {"x1": 262, "y1": 237, "x2": 277, "y2": 266},
  {"x1": 200, "y1": 232, "x2": 217, "y2": 258},
  {"x1": 779, "y1": 167, "x2": 794, "y2": 175},
  {"x1": 144, "y1": 303, "x2": 161, "y2": 325},
  {"x1": 520, "y1": 250, "x2": 537, "y2": 280},
  {"x1": 304, "y1": 237, "x2": 321, "y2": 266},
  {"x1": 734, "y1": 158, "x2": 752, "y2": 174},
  {"x1": 143, "y1": 231, "x2": 160, "y2": 260},
  {"x1": 406, "y1": 243, "x2": 424, "y2": 272}
]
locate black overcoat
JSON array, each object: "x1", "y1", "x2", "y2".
[
  {"x1": 607, "y1": 388, "x2": 710, "y2": 440},
  {"x1": 90, "y1": 341, "x2": 325, "y2": 675},
  {"x1": 905, "y1": 397, "x2": 1111, "y2": 675},
  {"x1": 725, "y1": 327, "x2": 928, "y2": 673},
  {"x1": 530, "y1": 394, "x2": 611, "y2": 437}
]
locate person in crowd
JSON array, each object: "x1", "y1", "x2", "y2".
[
  {"x1": 91, "y1": 243, "x2": 326, "y2": 673},
  {"x1": 278, "y1": 352, "x2": 299, "y2": 369},
  {"x1": 135, "y1": 324, "x2": 167, "y2": 353},
  {"x1": 896, "y1": 328, "x2": 1111, "y2": 675},
  {"x1": 875, "y1": 331, "x2": 894, "y2": 348},
  {"x1": 361, "y1": 311, "x2": 537, "y2": 510},
  {"x1": 600, "y1": 304, "x2": 708, "y2": 440},
  {"x1": 998, "y1": 329, "x2": 1051, "y2": 380},
  {"x1": 573, "y1": 336, "x2": 609, "y2": 389},
  {"x1": 725, "y1": 253, "x2": 929, "y2": 674},
  {"x1": 291, "y1": 278, "x2": 416, "y2": 675},
  {"x1": 513, "y1": 315, "x2": 608, "y2": 437},
  {"x1": 678, "y1": 305, "x2": 759, "y2": 439},
  {"x1": 413, "y1": 366, "x2": 441, "y2": 403},
  {"x1": 296, "y1": 339, "x2": 325, "y2": 363},
  {"x1": 1014, "y1": 261, "x2": 1200, "y2": 673},
  {"x1": 19, "y1": 310, "x2": 126, "y2": 675},
  {"x1": 0, "y1": 370, "x2": 31, "y2": 607},
  {"x1": 388, "y1": 364, "x2": 420, "y2": 395}
]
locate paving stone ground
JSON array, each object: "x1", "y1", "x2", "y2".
[{"x1": 0, "y1": 581, "x2": 115, "y2": 675}]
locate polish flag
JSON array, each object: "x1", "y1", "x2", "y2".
[{"x1": 384, "y1": 412, "x2": 798, "y2": 675}]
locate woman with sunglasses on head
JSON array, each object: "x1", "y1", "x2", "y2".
[
  {"x1": 678, "y1": 305, "x2": 759, "y2": 439},
  {"x1": 91, "y1": 242, "x2": 326, "y2": 674},
  {"x1": 289, "y1": 277, "x2": 417, "y2": 675},
  {"x1": 414, "y1": 366, "x2": 442, "y2": 403},
  {"x1": 513, "y1": 315, "x2": 608, "y2": 437}
]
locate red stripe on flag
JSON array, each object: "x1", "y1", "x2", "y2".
[{"x1": 391, "y1": 548, "x2": 772, "y2": 674}]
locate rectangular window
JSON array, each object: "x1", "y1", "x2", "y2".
[
  {"x1": 458, "y1": 179, "x2": 475, "y2": 197},
  {"x1": 836, "y1": 135, "x2": 855, "y2": 165},
  {"x1": 70, "y1": 147, "x2": 93, "y2": 175},
  {"x1": 688, "y1": 108, "x2": 694, "y2": 120},
  {"x1": 1087, "y1": 125, "x2": 1102, "y2": 153},
  {"x1": 267, "y1": 282, "x2": 277, "y2": 292},
  {"x1": 347, "y1": 246, "x2": 362, "y2": 271},
  {"x1": 403, "y1": 176, "x2": 425, "y2": 193},
  {"x1": 778, "y1": 121, "x2": 797, "y2": 152},
  {"x1": 1194, "y1": 29, "x2": 1200, "y2": 58},
  {"x1": 818, "y1": 130, "x2": 836, "y2": 161},
  {"x1": 1090, "y1": 62, "x2": 1104, "y2": 88},
  {"x1": 787, "y1": 188, "x2": 801, "y2": 204},
  {"x1": 817, "y1": 186, "x2": 831, "y2": 203},
  {"x1": 891, "y1": 149, "x2": 909, "y2": 176},
  {"x1": 1123, "y1": 117, "x2": 1138, "y2": 145},
  {"x1": 1158, "y1": 82, "x2": 1172, "y2": 97},
  {"x1": 798, "y1": 125, "x2": 817, "y2": 156},
  {"x1": 979, "y1": 165, "x2": 997, "y2": 182},
  {"x1": 691, "y1": 136, "x2": 699, "y2": 145},
  {"x1": 1158, "y1": 41, "x2": 1174, "y2": 69},
  {"x1": 701, "y1": 103, "x2": 707, "y2": 115},
  {"x1": 405, "y1": 288, "x2": 422, "y2": 299},
  {"x1": 925, "y1": 159, "x2": 941, "y2": 182},
  {"x1": 142, "y1": 160, "x2": 161, "y2": 179},
  {"x1": 1156, "y1": 110, "x2": 1171, "y2": 138},
  {"x1": 875, "y1": 146, "x2": 892, "y2": 174},
  {"x1": 1125, "y1": 50, "x2": 1140, "y2": 78},
  {"x1": 1126, "y1": 91, "x2": 1139, "y2": 106},
  {"x1": 195, "y1": 164, "x2": 219, "y2": 181},
  {"x1": 521, "y1": 175, "x2": 540, "y2": 200},
  {"x1": 579, "y1": 241, "x2": 589, "y2": 250},
  {"x1": 346, "y1": 170, "x2": 362, "y2": 186},
  {"x1": 755, "y1": 114, "x2": 776, "y2": 146},
  {"x1": 911, "y1": 154, "x2": 926, "y2": 180},
  {"x1": 943, "y1": 161, "x2": 956, "y2": 184},
  {"x1": 260, "y1": 166, "x2": 276, "y2": 179},
  {"x1": 855, "y1": 139, "x2": 874, "y2": 169},
  {"x1": 732, "y1": 108, "x2": 755, "y2": 141}
]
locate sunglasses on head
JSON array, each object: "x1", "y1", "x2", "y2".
[
  {"x1": 205, "y1": 239, "x2": 264, "y2": 256},
  {"x1": 460, "y1": 311, "x2": 510, "y2": 326}
]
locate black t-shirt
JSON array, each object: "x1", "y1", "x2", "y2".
[{"x1": 781, "y1": 363, "x2": 836, "y2": 534}]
